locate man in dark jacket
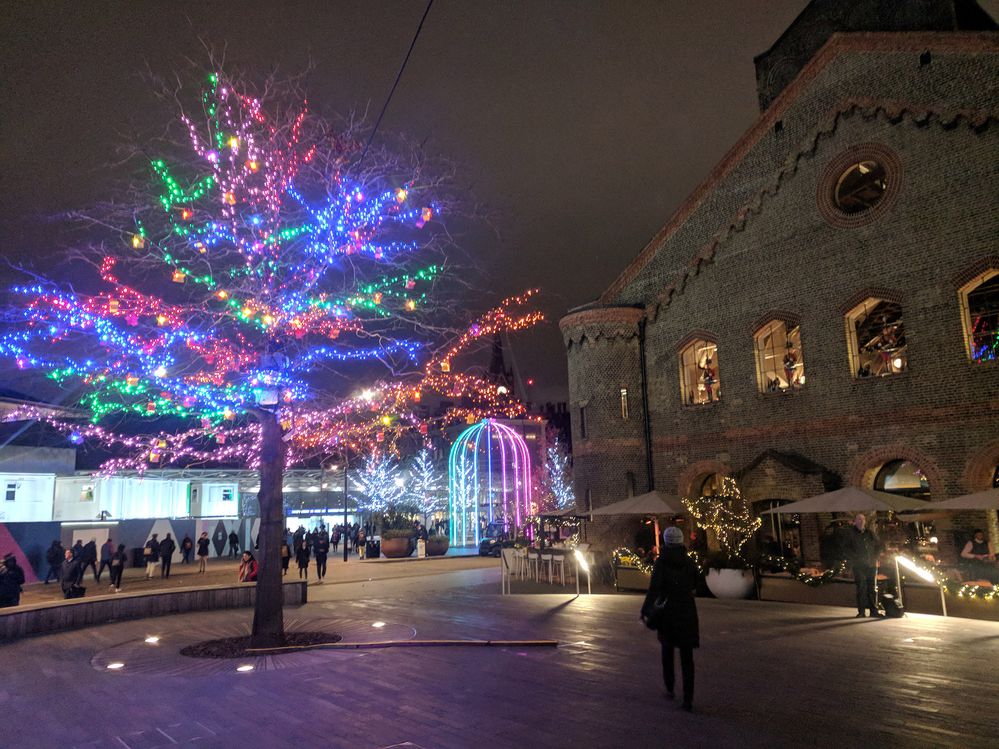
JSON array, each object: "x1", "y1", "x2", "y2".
[
  {"x1": 313, "y1": 531, "x2": 330, "y2": 582},
  {"x1": 71, "y1": 539, "x2": 83, "y2": 560},
  {"x1": 160, "y1": 533, "x2": 176, "y2": 578},
  {"x1": 0, "y1": 553, "x2": 25, "y2": 607},
  {"x1": 80, "y1": 539, "x2": 99, "y2": 582},
  {"x1": 180, "y1": 535, "x2": 194, "y2": 564},
  {"x1": 44, "y1": 540, "x2": 64, "y2": 584},
  {"x1": 60, "y1": 549, "x2": 82, "y2": 598},
  {"x1": 847, "y1": 514, "x2": 884, "y2": 618},
  {"x1": 96, "y1": 538, "x2": 115, "y2": 582},
  {"x1": 144, "y1": 534, "x2": 161, "y2": 578},
  {"x1": 228, "y1": 530, "x2": 240, "y2": 558}
]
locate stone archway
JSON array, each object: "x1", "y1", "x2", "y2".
[
  {"x1": 962, "y1": 438, "x2": 999, "y2": 492},
  {"x1": 845, "y1": 444, "x2": 944, "y2": 495},
  {"x1": 676, "y1": 459, "x2": 731, "y2": 499}
]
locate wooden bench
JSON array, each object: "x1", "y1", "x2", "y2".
[{"x1": 0, "y1": 580, "x2": 307, "y2": 641}]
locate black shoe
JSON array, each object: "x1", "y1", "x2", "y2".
[
  {"x1": 855, "y1": 612, "x2": 866, "y2": 618},
  {"x1": 681, "y1": 702, "x2": 693, "y2": 712},
  {"x1": 869, "y1": 611, "x2": 885, "y2": 618},
  {"x1": 665, "y1": 690, "x2": 675, "y2": 700}
]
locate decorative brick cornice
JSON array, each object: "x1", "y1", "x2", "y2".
[
  {"x1": 839, "y1": 287, "x2": 905, "y2": 316},
  {"x1": 559, "y1": 306, "x2": 645, "y2": 348},
  {"x1": 953, "y1": 255, "x2": 999, "y2": 289},
  {"x1": 600, "y1": 31, "x2": 999, "y2": 306}
]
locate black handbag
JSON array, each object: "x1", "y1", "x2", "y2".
[{"x1": 641, "y1": 594, "x2": 668, "y2": 630}]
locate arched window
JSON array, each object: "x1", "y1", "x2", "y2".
[
  {"x1": 845, "y1": 298, "x2": 907, "y2": 378},
  {"x1": 874, "y1": 460, "x2": 930, "y2": 499},
  {"x1": 959, "y1": 269, "x2": 999, "y2": 363},
  {"x1": 679, "y1": 338, "x2": 720, "y2": 405},
  {"x1": 754, "y1": 320, "x2": 805, "y2": 393},
  {"x1": 699, "y1": 473, "x2": 725, "y2": 497}
]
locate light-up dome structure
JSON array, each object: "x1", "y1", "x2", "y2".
[{"x1": 448, "y1": 419, "x2": 532, "y2": 546}]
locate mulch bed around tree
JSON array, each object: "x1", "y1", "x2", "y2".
[{"x1": 180, "y1": 631, "x2": 343, "y2": 658}]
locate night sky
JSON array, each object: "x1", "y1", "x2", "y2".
[{"x1": 7, "y1": 2, "x2": 990, "y2": 401}]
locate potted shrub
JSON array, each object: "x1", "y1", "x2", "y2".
[
  {"x1": 683, "y1": 478, "x2": 761, "y2": 599},
  {"x1": 425, "y1": 534, "x2": 449, "y2": 557},
  {"x1": 380, "y1": 528, "x2": 415, "y2": 558}
]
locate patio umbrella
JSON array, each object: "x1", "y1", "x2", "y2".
[
  {"x1": 589, "y1": 490, "x2": 686, "y2": 555},
  {"x1": 927, "y1": 488, "x2": 999, "y2": 510},
  {"x1": 760, "y1": 486, "x2": 932, "y2": 514},
  {"x1": 589, "y1": 490, "x2": 687, "y2": 516}
]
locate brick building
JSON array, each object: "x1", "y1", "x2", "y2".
[{"x1": 560, "y1": 0, "x2": 999, "y2": 562}]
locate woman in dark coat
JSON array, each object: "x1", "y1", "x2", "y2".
[
  {"x1": 295, "y1": 540, "x2": 311, "y2": 580},
  {"x1": 642, "y1": 526, "x2": 700, "y2": 711}
]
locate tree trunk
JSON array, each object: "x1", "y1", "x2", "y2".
[{"x1": 250, "y1": 409, "x2": 287, "y2": 648}]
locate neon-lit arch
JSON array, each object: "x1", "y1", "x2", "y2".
[{"x1": 448, "y1": 419, "x2": 532, "y2": 546}]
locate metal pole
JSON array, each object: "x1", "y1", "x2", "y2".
[
  {"x1": 894, "y1": 556, "x2": 904, "y2": 607},
  {"x1": 342, "y1": 445, "x2": 349, "y2": 563},
  {"x1": 939, "y1": 584, "x2": 948, "y2": 617}
]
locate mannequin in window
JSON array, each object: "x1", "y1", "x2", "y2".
[
  {"x1": 783, "y1": 341, "x2": 798, "y2": 388},
  {"x1": 857, "y1": 363, "x2": 872, "y2": 378},
  {"x1": 875, "y1": 323, "x2": 898, "y2": 374},
  {"x1": 698, "y1": 357, "x2": 717, "y2": 402}
]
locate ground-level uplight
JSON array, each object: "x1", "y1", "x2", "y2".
[
  {"x1": 144, "y1": 636, "x2": 160, "y2": 644},
  {"x1": 895, "y1": 555, "x2": 947, "y2": 616},
  {"x1": 106, "y1": 662, "x2": 125, "y2": 670},
  {"x1": 236, "y1": 664, "x2": 255, "y2": 673},
  {"x1": 574, "y1": 549, "x2": 591, "y2": 596},
  {"x1": 372, "y1": 621, "x2": 386, "y2": 629}
]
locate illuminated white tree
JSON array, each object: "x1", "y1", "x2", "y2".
[
  {"x1": 539, "y1": 434, "x2": 575, "y2": 511},
  {"x1": 408, "y1": 447, "x2": 446, "y2": 525},
  {"x1": 353, "y1": 450, "x2": 405, "y2": 514}
]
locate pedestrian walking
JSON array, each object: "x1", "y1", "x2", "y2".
[
  {"x1": 144, "y1": 533, "x2": 161, "y2": 578},
  {"x1": 80, "y1": 538, "x2": 98, "y2": 582},
  {"x1": 180, "y1": 535, "x2": 194, "y2": 564},
  {"x1": 238, "y1": 551, "x2": 258, "y2": 583},
  {"x1": 847, "y1": 514, "x2": 884, "y2": 618},
  {"x1": 280, "y1": 539, "x2": 291, "y2": 576},
  {"x1": 97, "y1": 537, "x2": 114, "y2": 582},
  {"x1": 228, "y1": 530, "x2": 240, "y2": 558},
  {"x1": 314, "y1": 532, "x2": 329, "y2": 582},
  {"x1": 60, "y1": 549, "x2": 83, "y2": 599},
  {"x1": 642, "y1": 527, "x2": 700, "y2": 712},
  {"x1": 109, "y1": 543, "x2": 127, "y2": 592},
  {"x1": 160, "y1": 533, "x2": 176, "y2": 578},
  {"x1": 296, "y1": 540, "x2": 311, "y2": 580},
  {"x1": 196, "y1": 532, "x2": 210, "y2": 573},
  {"x1": 331, "y1": 528, "x2": 340, "y2": 553},
  {"x1": 71, "y1": 540, "x2": 83, "y2": 560},
  {"x1": 0, "y1": 553, "x2": 25, "y2": 607},
  {"x1": 44, "y1": 540, "x2": 64, "y2": 584}
]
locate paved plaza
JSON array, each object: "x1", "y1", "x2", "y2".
[{"x1": 2, "y1": 563, "x2": 997, "y2": 749}]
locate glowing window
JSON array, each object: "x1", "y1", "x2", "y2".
[
  {"x1": 754, "y1": 320, "x2": 805, "y2": 393},
  {"x1": 699, "y1": 474, "x2": 724, "y2": 497},
  {"x1": 845, "y1": 298, "x2": 906, "y2": 378},
  {"x1": 874, "y1": 460, "x2": 930, "y2": 499},
  {"x1": 959, "y1": 270, "x2": 999, "y2": 362},
  {"x1": 619, "y1": 388, "x2": 629, "y2": 420},
  {"x1": 679, "y1": 339, "x2": 720, "y2": 405},
  {"x1": 834, "y1": 161, "x2": 887, "y2": 214}
]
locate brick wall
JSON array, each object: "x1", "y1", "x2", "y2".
[{"x1": 561, "y1": 40, "x2": 999, "y2": 554}]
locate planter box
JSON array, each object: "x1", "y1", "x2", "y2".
[
  {"x1": 614, "y1": 565, "x2": 651, "y2": 591},
  {"x1": 426, "y1": 538, "x2": 449, "y2": 557},
  {"x1": 705, "y1": 568, "x2": 755, "y2": 599},
  {"x1": 381, "y1": 537, "x2": 414, "y2": 558}
]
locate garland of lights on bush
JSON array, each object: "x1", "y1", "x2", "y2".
[
  {"x1": 0, "y1": 68, "x2": 544, "y2": 473},
  {"x1": 682, "y1": 478, "x2": 761, "y2": 566}
]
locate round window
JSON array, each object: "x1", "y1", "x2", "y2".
[
  {"x1": 818, "y1": 143, "x2": 901, "y2": 228},
  {"x1": 834, "y1": 161, "x2": 887, "y2": 214}
]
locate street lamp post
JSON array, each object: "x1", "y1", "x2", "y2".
[{"x1": 343, "y1": 444, "x2": 350, "y2": 563}]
